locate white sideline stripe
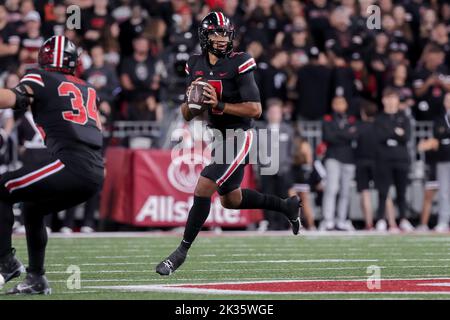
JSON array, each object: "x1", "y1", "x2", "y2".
[
  {"x1": 84, "y1": 286, "x2": 450, "y2": 295},
  {"x1": 49, "y1": 277, "x2": 302, "y2": 283},
  {"x1": 417, "y1": 283, "x2": 450, "y2": 287}
]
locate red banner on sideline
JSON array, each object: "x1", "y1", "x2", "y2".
[{"x1": 100, "y1": 147, "x2": 263, "y2": 227}]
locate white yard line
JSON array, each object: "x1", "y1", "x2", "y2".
[
  {"x1": 45, "y1": 258, "x2": 450, "y2": 267},
  {"x1": 12, "y1": 230, "x2": 450, "y2": 239},
  {"x1": 44, "y1": 265, "x2": 450, "y2": 274},
  {"x1": 54, "y1": 252, "x2": 449, "y2": 260}
]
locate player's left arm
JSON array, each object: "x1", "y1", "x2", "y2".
[{"x1": 203, "y1": 71, "x2": 262, "y2": 119}]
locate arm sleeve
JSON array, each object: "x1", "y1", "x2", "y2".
[{"x1": 236, "y1": 71, "x2": 261, "y2": 102}]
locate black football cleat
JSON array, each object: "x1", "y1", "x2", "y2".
[
  {"x1": 156, "y1": 248, "x2": 187, "y2": 276},
  {"x1": 284, "y1": 196, "x2": 302, "y2": 235},
  {"x1": 0, "y1": 248, "x2": 25, "y2": 288},
  {"x1": 7, "y1": 272, "x2": 51, "y2": 295}
]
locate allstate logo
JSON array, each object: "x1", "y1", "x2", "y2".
[{"x1": 167, "y1": 153, "x2": 205, "y2": 193}]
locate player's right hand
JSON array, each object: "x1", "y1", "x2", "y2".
[{"x1": 186, "y1": 78, "x2": 204, "y2": 98}]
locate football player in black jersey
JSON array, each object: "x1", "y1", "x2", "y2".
[
  {"x1": 0, "y1": 36, "x2": 104, "y2": 294},
  {"x1": 156, "y1": 12, "x2": 301, "y2": 276}
]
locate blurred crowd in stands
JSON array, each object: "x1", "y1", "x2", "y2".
[{"x1": 0, "y1": 0, "x2": 449, "y2": 233}]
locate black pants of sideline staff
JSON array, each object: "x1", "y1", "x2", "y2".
[{"x1": 375, "y1": 160, "x2": 409, "y2": 221}]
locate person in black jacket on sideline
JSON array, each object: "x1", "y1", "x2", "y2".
[
  {"x1": 433, "y1": 92, "x2": 450, "y2": 232},
  {"x1": 320, "y1": 95, "x2": 357, "y2": 231},
  {"x1": 355, "y1": 101, "x2": 378, "y2": 230},
  {"x1": 374, "y1": 87, "x2": 414, "y2": 232}
]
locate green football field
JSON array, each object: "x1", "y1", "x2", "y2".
[{"x1": 1, "y1": 232, "x2": 450, "y2": 300}]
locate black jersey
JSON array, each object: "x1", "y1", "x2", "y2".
[
  {"x1": 18, "y1": 69, "x2": 104, "y2": 178},
  {"x1": 185, "y1": 51, "x2": 260, "y2": 132}
]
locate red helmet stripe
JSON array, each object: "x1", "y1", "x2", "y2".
[
  {"x1": 218, "y1": 12, "x2": 225, "y2": 26},
  {"x1": 215, "y1": 12, "x2": 223, "y2": 27}
]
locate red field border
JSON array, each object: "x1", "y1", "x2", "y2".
[{"x1": 88, "y1": 278, "x2": 450, "y2": 295}]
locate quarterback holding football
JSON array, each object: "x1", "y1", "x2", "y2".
[{"x1": 156, "y1": 11, "x2": 302, "y2": 276}]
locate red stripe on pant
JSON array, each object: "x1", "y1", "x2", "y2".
[
  {"x1": 216, "y1": 131, "x2": 253, "y2": 187},
  {"x1": 5, "y1": 160, "x2": 64, "y2": 192}
]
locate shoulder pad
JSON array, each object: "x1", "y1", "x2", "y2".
[
  {"x1": 232, "y1": 52, "x2": 257, "y2": 75},
  {"x1": 20, "y1": 69, "x2": 45, "y2": 88}
]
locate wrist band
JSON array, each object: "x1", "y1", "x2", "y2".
[{"x1": 216, "y1": 101, "x2": 225, "y2": 111}]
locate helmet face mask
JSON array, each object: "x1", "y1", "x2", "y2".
[
  {"x1": 38, "y1": 35, "x2": 79, "y2": 75},
  {"x1": 199, "y1": 12, "x2": 234, "y2": 58}
]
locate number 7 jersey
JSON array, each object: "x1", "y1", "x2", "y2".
[
  {"x1": 19, "y1": 68, "x2": 103, "y2": 153},
  {"x1": 185, "y1": 51, "x2": 260, "y2": 133}
]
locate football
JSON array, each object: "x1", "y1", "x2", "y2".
[{"x1": 187, "y1": 81, "x2": 210, "y2": 116}]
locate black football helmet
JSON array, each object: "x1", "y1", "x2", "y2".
[
  {"x1": 198, "y1": 11, "x2": 234, "y2": 58},
  {"x1": 38, "y1": 35, "x2": 79, "y2": 74}
]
